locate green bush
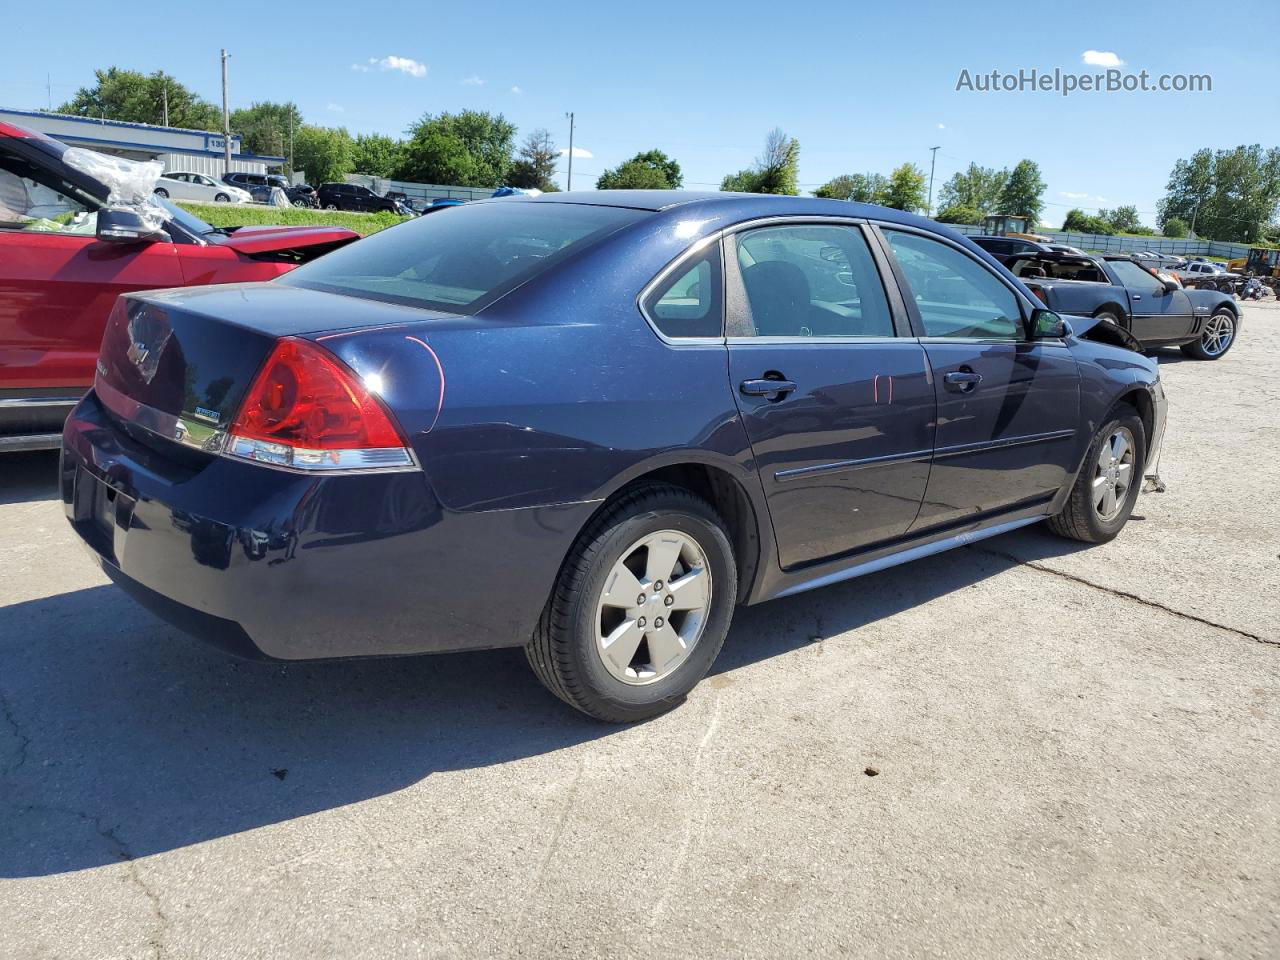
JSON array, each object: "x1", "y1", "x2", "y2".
[{"x1": 1163, "y1": 217, "x2": 1189, "y2": 238}]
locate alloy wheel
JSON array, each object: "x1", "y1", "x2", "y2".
[
  {"x1": 595, "y1": 530, "x2": 712, "y2": 685},
  {"x1": 1093, "y1": 426, "x2": 1136, "y2": 522},
  {"x1": 1200, "y1": 313, "x2": 1235, "y2": 357}
]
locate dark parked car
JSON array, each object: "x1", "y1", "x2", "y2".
[
  {"x1": 221, "y1": 171, "x2": 286, "y2": 202},
  {"x1": 969, "y1": 235, "x2": 1053, "y2": 263},
  {"x1": 61, "y1": 193, "x2": 1166, "y2": 721},
  {"x1": 285, "y1": 183, "x2": 318, "y2": 208},
  {"x1": 1008, "y1": 252, "x2": 1241, "y2": 359},
  {"x1": 316, "y1": 182, "x2": 410, "y2": 214}
]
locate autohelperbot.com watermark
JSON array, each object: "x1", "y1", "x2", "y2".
[{"x1": 955, "y1": 68, "x2": 1211, "y2": 96}]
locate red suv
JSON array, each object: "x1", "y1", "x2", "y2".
[{"x1": 0, "y1": 122, "x2": 360, "y2": 451}]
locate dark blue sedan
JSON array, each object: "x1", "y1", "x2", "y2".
[{"x1": 61, "y1": 192, "x2": 1166, "y2": 721}]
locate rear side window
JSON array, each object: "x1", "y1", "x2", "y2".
[
  {"x1": 732, "y1": 224, "x2": 893, "y2": 337},
  {"x1": 643, "y1": 246, "x2": 722, "y2": 338},
  {"x1": 281, "y1": 201, "x2": 648, "y2": 314}
]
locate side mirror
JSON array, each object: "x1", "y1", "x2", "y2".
[
  {"x1": 96, "y1": 207, "x2": 168, "y2": 245},
  {"x1": 1031, "y1": 308, "x2": 1072, "y2": 339},
  {"x1": 1161, "y1": 278, "x2": 1179, "y2": 293}
]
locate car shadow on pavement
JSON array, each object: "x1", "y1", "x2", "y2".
[
  {"x1": 0, "y1": 524, "x2": 1084, "y2": 879},
  {"x1": 0, "y1": 451, "x2": 60, "y2": 506}
]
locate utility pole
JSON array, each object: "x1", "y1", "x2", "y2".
[
  {"x1": 288, "y1": 111, "x2": 294, "y2": 175},
  {"x1": 1190, "y1": 201, "x2": 1201, "y2": 237},
  {"x1": 220, "y1": 49, "x2": 231, "y2": 175},
  {"x1": 565, "y1": 112, "x2": 575, "y2": 191},
  {"x1": 161, "y1": 80, "x2": 169, "y2": 127},
  {"x1": 926, "y1": 145, "x2": 940, "y2": 218},
  {"x1": 46, "y1": 74, "x2": 52, "y2": 112}
]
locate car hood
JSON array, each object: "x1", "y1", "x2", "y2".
[{"x1": 210, "y1": 225, "x2": 360, "y2": 255}]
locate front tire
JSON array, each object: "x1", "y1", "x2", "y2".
[
  {"x1": 152, "y1": 187, "x2": 169, "y2": 199},
  {"x1": 1047, "y1": 408, "x2": 1145, "y2": 544},
  {"x1": 214, "y1": 192, "x2": 230, "y2": 203},
  {"x1": 525, "y1": 484, "x2": 737, "y2": 723},
  {"x1": 1180, "y1": 310, "x2": 1237, "y2": 360}
]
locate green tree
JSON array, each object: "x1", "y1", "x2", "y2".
[
  {"x1": 597, "y1": 149, "x2": 682, "y2": 190},
  {"x1": 58, "y1": 67, "x2": 220, "y2": 130},
  {"x1": 293, "y1": 125, "x2": 355, "y2": 186},
  {"x1": 937, "y1": 163, "x2": 1008, "y2": 215},
  {"x1": 1163, "y1": 217, "x2": 1190, "y2": 238},
  {"x1": 934, "y1": 203, "x2": 983, "y2": 225},
  {"x1": 997, "y1": 159, "x2": 1046, "y2": 225},
  {"x1": 722, "y1": 128, "x2": 800, "y2": 195},
  {"x1": 229, "y1": 101, "x2": 303, "y2": 161},
  {"x1": 597, "y1": 160, "x2": 669, "y2": 190},
  {"x1": 1062, "y1": 208, "x2": 1113, "y2": 234},
  {"x1": 396, "y1": 110, "x2": 516, "y2": 186},
  {"x1": 507, "y1": 129, "x2": 560, "y2": 191},
  {"x1": 351, "y1": 133, "x2": 404, "y2": 178},
  {"x1": 813, "y1": 173, "x2": 887, "y2": 202},
  {"x1": 882, "y1": 163, "x2": 927, "y2": 213},
  {"x1": 1158, "y1": 144, "x2": 1280, "y2": 241},
  {"x1": 1101, "y1": 204, "x2": 1142, "y2": 234}
]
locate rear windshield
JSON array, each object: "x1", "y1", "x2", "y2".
[{"x1": 279, "y1": 201, "x2": 648, "y2": 314}]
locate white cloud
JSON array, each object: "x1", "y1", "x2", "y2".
[
  {"x1": 461, "y1": 75, "x2": 484, "y2": 86},
  {"x1": 1081, "y1": 49, "x2": 1124, "y2": 67},
  {"x1": 510, "y1": 85, "x2": 523, "y2": 94},
  {"x1": 350, "y1": 63, "x2": 370, "y2": 73},
  {"x1": 1059, "y1": 191, "x2": 1088, "y2": 200},
  {"x1": 936, "y1": 122, "x2": 946, "y2": 130},
  {"x1": 369, "y1": 55, "x2": 427, "y2": 78},
  {"x1": 326, "y1": 102, "x2": 345, "y2": 113},
  {"x1": 559, "y1": 146, "x2": 593, "y2": 159}
]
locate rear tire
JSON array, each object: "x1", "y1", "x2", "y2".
[
  {"x1": 525, "y1": 484, "x2": 737, "y2": 723},
  {"x1": 1046, "y1": 408, "x2": 1145, "y2": 544},
  {"x1": 1093, "y1": 308, "x2": 1123, "y2": 326},
  {"x1": 1179, "y1": 309, "x2": 1237, "y2": 360}
]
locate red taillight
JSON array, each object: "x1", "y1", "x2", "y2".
[
  {"x1": 227, "y1": 338, "x2": 413, "y2": 472},
  {"x1": 1030, "y1": 286, "x2": 1049, "y2": 304}
]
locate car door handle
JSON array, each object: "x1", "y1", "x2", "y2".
[
  {"x1": 740, "y1": 378, "x2": 797, "y2": 397},
  {"x1": 1132, "y1": 294, "x2": 1142, "y2": 301},
  {"x1": 943, "y1": 370, "x2": 983, "y2": 391}
]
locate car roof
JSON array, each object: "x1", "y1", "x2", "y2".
[{"x1": 513, "y1": 189, "x2": 952, "y2": 229}]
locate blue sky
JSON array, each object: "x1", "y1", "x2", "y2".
[{"x1": 4, "y1": 1, "x2": 1271, "y2": 226}]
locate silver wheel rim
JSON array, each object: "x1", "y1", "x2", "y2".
[
  {"x1": 1093, "y1": 426, "x2": 1136, "y2": 522},
  {"x1": 595, "y1": 530, "x2": 712, "y2": 686},
  {"x1": 1200, "y1": 313, "x2": 1234, "y2": 356}
]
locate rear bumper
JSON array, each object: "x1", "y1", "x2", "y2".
[{"x1": 62, "y1": 390, "x2": 595, "y2": 661}]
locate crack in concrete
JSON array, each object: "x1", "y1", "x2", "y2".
[
  {"x1": 0, "y1": 687, "x2": 31, "y2": 772},
  {"x1": 971, "y1": 545, "x2": 1276, "y2": 648},
  {"x1": 7, "y1": 801, "x2": 169, "y2": 958}
]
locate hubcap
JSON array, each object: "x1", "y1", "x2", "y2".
[
  {"x1": 1201, "y1": 313, "x2": 1235, "y2": 356},
  {"x1": 595, "y1": 530, "x2": 712, "y2": 686},
  {"x1": 1093, "y1": 426, "x2": 1136, "y2": 522}
]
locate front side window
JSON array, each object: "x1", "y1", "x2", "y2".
[
  {"x1": 884, "y1": 230, "x2": 1023, "y2": 340},
  {"x1": 0, "y1": 151, "x2": 98, "y2": 235},
  {"x1": 1109, "y1": 259, "x2": 1164, "y2": 295},
  {"x1": 643, "y1": 245, "x2": 722, "y2": 338},
  {"x1": 281, "y1": 201, "x2": 648, "y2": 314},
  {"x1": 732, "y1": 224, "x2": 893, "y2": 337}
]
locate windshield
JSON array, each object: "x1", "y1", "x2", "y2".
[
  {"x1": 279, "y1": 201, "x2": 648, "y2": 314},
  {"x1": 153, "y1": 195, "x2": 216, "y2": 236}
]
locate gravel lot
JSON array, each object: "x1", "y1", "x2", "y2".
[{"x1": 2, "y1": 302, "x2": 1277, "y2": 960}]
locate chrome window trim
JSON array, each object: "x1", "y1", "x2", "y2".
[{"x1": 636, "y1": 230, "x2": 728, "y2": 345}]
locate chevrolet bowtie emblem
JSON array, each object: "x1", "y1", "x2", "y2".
[{"x1": 127, "y1": 341, "x2": 150, "y2": 367}]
